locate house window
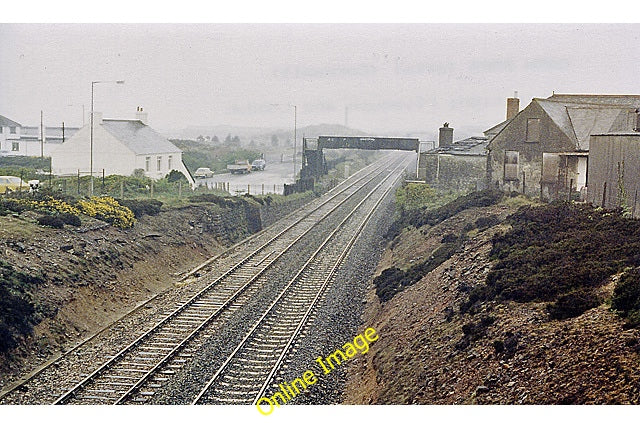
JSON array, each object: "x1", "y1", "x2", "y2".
[
  {"x1": 0, "y1": 127, "x2": 3, "y2": 133},
  {"x1": 526, "y1": 118, "x2": 540, "y2": 142},
  {"x1": 157, "y1": 156, "x2": 162, "y2": 171},
  {"x1": 12, "y1": 141, "x2": 20, "y2": 151},
  {"x1": 145, "y1": 157, "x2": 150, "y2": 172},
  {"x1": 168, "y1": 155, "x2": 173, "y2": 170},
  {"x1": 9, "y1": 127, "x2": 17, "y2": 134},
  {"x1": 504, "y1": 150, "x2": 519, "y2": 181}
]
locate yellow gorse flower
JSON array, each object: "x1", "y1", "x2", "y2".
[{"x1": 77, "y1": 196, "x2": 135, "y2": 229}]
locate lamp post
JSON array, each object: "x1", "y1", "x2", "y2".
[{"x1": 90, "y1": 80, "x2": 124, "y2": 196}]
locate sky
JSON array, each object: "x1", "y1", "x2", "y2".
[{"x1": 1, "y1": 20, "x2": 639, "y2": 139}]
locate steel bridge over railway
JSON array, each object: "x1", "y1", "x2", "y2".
[{"x1": 300, "y1": 136, "x2": 420, "y2": 178}]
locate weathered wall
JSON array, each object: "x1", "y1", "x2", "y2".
[
  {"x1": 259, "y1": 194, "x2": 315, "y2": 228},
  {"x1": 487, "y1": 100, "x2": 575, "y2": 196},
  {"x1": 419, "y1": 153, "x2": 487, "y2": 192},
  {"x1": 589, "y1": 133, "x2": 640, "y2": 214}
]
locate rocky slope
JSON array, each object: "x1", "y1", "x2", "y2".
[
  {"x1": 344, "y1": 197, "x2": 640, "y2": 404},
  {"x1": 0, "y1": 195, "x2": 312, "y2": 389}
]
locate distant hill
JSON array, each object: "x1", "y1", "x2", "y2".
[{"x1": 162, "y1": 123, "x2": 369, "y2": 147}]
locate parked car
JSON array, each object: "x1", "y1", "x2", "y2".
[
  {"x1": 194, "y1": 167, "x2": 214, "y2": 178},
  {"x1": 0, "y1": 176, "x2": 29, "y2": 193},
  {"x1": 251, "y1": 159, "x2": 266, "y2": 171}
]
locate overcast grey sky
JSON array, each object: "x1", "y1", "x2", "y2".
[{"x1": 1, "y1": 23, "x2": 639, "y2": 137}]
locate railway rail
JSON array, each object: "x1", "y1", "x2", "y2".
[
  {"x1": 42, "y1": 153, "x2": 409, "y2": 405},
  {"x1": 192, "y1": 156, "x2": 410, "y2": 404}
]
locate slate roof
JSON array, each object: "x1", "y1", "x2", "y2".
[
  {"x1": 427, "y1": 136, "x2": 488, "y2": 156},
  {"x1": 536, "y1": 96, "x2": 640, "y2": 150},
  {"x1": 547, "y1": 94, "x2": 640, "y2": 106},
  {"x1": 483, "y1": 118, "x2": 511, "y2": 138},
  {"x1": 0, "y1": 115, "x2": 21, "y2": 128},
  {"x1": 101, "y1": 119, "x2": 182, "y2": 155}
]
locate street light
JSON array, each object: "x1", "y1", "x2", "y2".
[
  {"x1": 270, "y1": 103, "x2": 297, "y2": 180},
  {"x1": 90, "y1": 80, "x2": 124, "y2": 196}
]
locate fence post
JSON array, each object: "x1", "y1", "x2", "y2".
[
  {"x1": 262, "y1": 183, "x2": 264, "y2": 195},
  {"x1": 179, "y1": 181, "x2": 182, "y2": 198},
  {"x1": 77, "y1": 169, "x2": 81, "y2": 195},
  {"x1": 151, "y1": 181, "x2": 154, "y2": 197},
  {"x1": 120, "y1": 179, "x2": 124, "y2": 199},
  {"x1": 602, "y1": 182, "x2": 607, "y2": 208},
  {"x1": 247, "y1": 184, "x2": 250, "y2": 194},
  {"x1": 102, "y1": 169, "x2": 105, "y2": 195}
]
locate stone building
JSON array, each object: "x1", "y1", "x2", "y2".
[
  {"x1": 487, "y1": 94, "x2": 640, "y2": 198},
  {"x1": 418, "y1": 124, "x2": 489, "y2": 191}
]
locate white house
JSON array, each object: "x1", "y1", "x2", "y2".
[
  {"x1": 0, "y1": 115, "x2": 24, "y2": 156},
  {"x1": 50, "y1": 109, "x2": 194, "y2": 185},
  {"x1": 1, "y1": 114, "x2": 80, "y2": 157}
]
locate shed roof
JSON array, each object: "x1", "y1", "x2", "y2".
[{"x1": 101, "y1": 119, "x2": 182, "y2": 155}]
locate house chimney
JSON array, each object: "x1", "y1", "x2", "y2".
[
  {"x1": 135, "y1": 106, "x2": 148, "y2": 125},
  {"x1": 506, "y1": 91, "x2": 520, "y2": 121},
  {"x1": 438, "y1": 122, "x2": 454, "y2": 148}
]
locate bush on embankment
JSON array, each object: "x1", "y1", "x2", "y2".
[{"x1": 461, "y1": 202, "x2": 640, "y2": 321}]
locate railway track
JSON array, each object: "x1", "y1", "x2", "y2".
[
  {"x1": 47, "y1": 153, "x2": 409, "y2": 405},
  {"x1": 192, "y1": 155, "x2": 410, "y2": 405}
]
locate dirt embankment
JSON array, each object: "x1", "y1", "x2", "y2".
[
  {"x1": 0, "y1": 198, "x2": 288, "y2": 381},
  {"x1": 345, "y1": 199, "x2": 640, "y2": 404}
]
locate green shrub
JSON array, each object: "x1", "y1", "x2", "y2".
[
  {"x1": 118, "y1": 199, "x2": 163, "y2": 218},
  {"x1": 461, "y1": 202, "x2": 640, "y2": 320},
  {"x1": 612, "y1": 268, "x2": 640, "y2": 327},
  {"x1": 475, "y1": 215, "x2": 500, "y2": 229},
  {"x1": 37, "y1": 215, "x2": 65, "y2": 229},
  {"x1": 0, "y1": 261, "x2": 44, "y2": 353},
  {"x1": 547, "y1": 289, "x2": 602, "y2": 320},
  {"x1": 58, "y1": 212, "x2": 82, "y2": 227},
  {"x1": 374, "y1": 237, "x2": 463, "y2": 303}
]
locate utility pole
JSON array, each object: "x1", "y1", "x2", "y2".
[
  {"x1": 40, "y1": 110, "x2": 44, "y2": 158},
  {"x1": 293, "y1": 105, "x2": 297, "y2": 180}
]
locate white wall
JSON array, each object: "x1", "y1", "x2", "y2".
[{"x1": 51, "y1": 125, "x2": 136, "y2": 176}]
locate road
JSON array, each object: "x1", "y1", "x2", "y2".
[{"x1": 195, "y1": 152, "x2": 298, "y2": 195}]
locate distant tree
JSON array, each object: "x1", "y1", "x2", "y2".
[
  {"x1": 212, "y1": 135, "x2": 219, "y2": 143},
  {"x1": 271, "y1": 134, "x2": 279, "y2": 147},
  {"x1": 197, "y1": 135, "x2": 205, "y2": 142},
  {"x1": 232, "y1": 135, "x2": 241, "y2": 143},
  {"x1": 166, "y1": 170, "x2": 188, "y2": 182},
  {"x1": 205, "y1": 136, "x2": 211, "y2": 141},
  {"x1": 249, "y1": 139, "x2": 257, "y2": 147},
  {"x1": 224, "y1": 134, "x2": 232, "y2": 143}
]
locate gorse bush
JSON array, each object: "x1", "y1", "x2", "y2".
[{"x1": 77, "y1": 196, "x2": 135, "y2": 229}]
